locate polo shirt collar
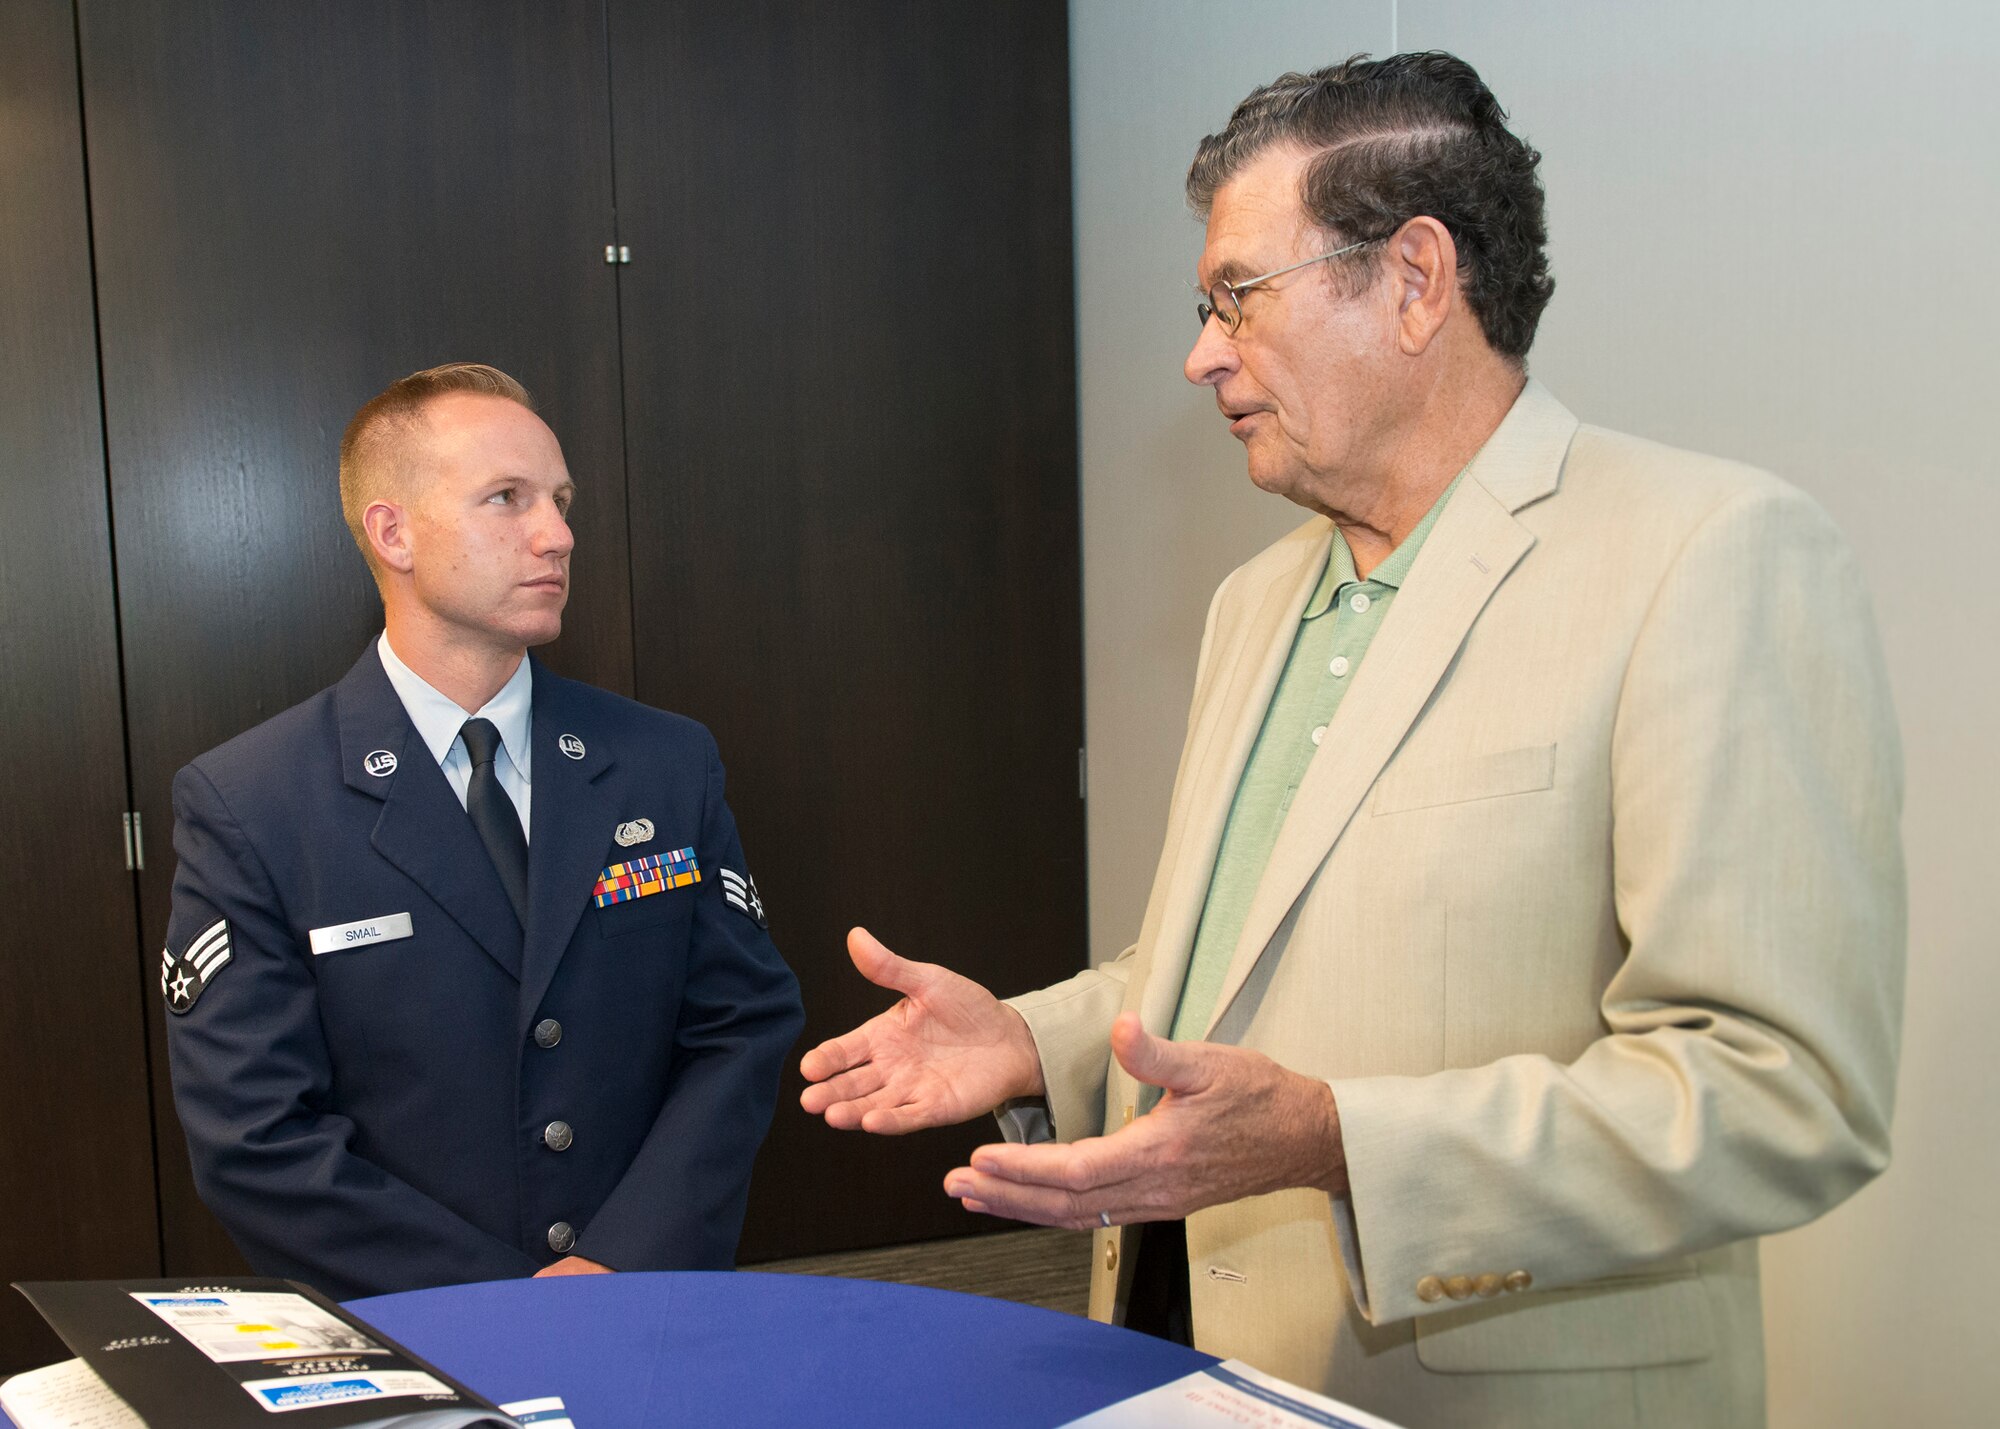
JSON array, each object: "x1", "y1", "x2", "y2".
[{"x1": 1301, "y1": 469, "x2": 1468, "y2": 618}]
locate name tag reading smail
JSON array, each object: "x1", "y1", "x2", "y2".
[{"x1": 308, "y1": 912, "x2": 414, "y2": 955}]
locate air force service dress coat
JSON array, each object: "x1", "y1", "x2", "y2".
[{"x1": 162, "y1": 649, "x2": 804, "y2": 1302}]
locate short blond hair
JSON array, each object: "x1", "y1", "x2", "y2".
[{"x1": 337, "y1": 363, "x2": 536, "y2": 576}]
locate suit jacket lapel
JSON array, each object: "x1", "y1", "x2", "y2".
[
  {"x1": 1134, "y1": 538, "x2": 1328, "y2": 1038},
  {"x1": 1201, "y1": 381, "x2": 1579, "y2": 1037},
  {"x1": 520, "y1": 662, "x2": 620, "y2": 1027},
  {"x1": 336, "y1": 649, "x2": 524, "y2": 980}
]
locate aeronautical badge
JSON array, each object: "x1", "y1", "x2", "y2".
[
  {"x1": 719, "y1": 867, "x2": 767, "y2": 929},
  {"x1": 614, "y1": 817, "x2": 655, "y2": 848},
  {"x1": 160, "y1": 917, "x2": 232, "y2": 1015}
]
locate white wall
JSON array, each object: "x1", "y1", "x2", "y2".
[{"x1": 1070, "y1": 2, "x2": 1999, "y2": 1423}]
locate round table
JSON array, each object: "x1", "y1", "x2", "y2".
[{"x1": 346, "y1": 1271, "x2": 1215, "y2": 1427}]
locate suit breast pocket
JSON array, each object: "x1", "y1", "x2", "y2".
[
  {"x1": 593, "y1": 889, "x2": 689, "y2": 940},
  {"x1": 1371, "y1": 743, "x2": 1556, "y2": 817}
]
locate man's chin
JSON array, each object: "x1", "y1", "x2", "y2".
[
  {"x1": 523, "y1": 617, "x2": 565, "y2": 649},
  {"x1": 1244, "y1": 457, "x2": 1299, "y2": 501}
]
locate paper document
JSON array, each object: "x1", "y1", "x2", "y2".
[
  {"x1": 0, "y1": 1359, "x2": 144, "y2": 1429},
  {"x1": 12, "y1": 1275, "x2": 533, "y2": 1427},
  {"x1": 0, "y1": 1361, "x2": 569, "y2": 1429},
  {"x1": 1062, "y1": 1358, "x2": 1408, "y2": 1429}
]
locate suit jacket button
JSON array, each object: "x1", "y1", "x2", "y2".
[
  {"x1": 1103, "y1": 1240, "x2": 1118, "y2": 1272},
  {"x1": 543, "y1": 1120, "x2": 574, "y2": 1152},
  {"x1": 547, "y1": 1221, "x2": 576, "y2": 1253},
  {"x1": 1474, "y1": 1272, "x2": 1504, "y2": 1298},
  {"x1": 1416, "y1": 1275, "x2": 1446, "y2": 1303},
  {"x1": 1504, "y1": 1270, "x2": 1533, "y2": 1293},
  {"x1": 1445, "y1": 1275, "x2": 1474, "y2": 1300},
  {"x1": 533, "y1": 1019, "x2": 563, "y2": 1049}
]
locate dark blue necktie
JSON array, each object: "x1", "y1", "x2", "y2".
[{"x1": 460, "y1": 718, "x2": 529, "y2": 929}]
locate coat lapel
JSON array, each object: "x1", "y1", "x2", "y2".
[
  {"x1": 519, "y1": 662, "x2": 620, "y2": 1027},
  {"x1": 1134, "y1": 537, "x2": 1328, "y2": 1039},
  {"x1": 1201, "y1": 381, "x2": 1579, "y2": 1037},
  {"x1": 336, "y1": 648, "x2": 525, "y2": 980}
]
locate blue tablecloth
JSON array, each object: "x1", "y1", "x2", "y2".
[{"x1": 345, "y1": 1271, "x2": 1216, "y2": 1427}]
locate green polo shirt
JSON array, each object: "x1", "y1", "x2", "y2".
[{"x1": 1168, "y1": 475, "x2": 1464, "y2": 1042}]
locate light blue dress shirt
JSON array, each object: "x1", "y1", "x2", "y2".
[{"x1": 376, "y1": 633, "x2": 534, "y2": 841}]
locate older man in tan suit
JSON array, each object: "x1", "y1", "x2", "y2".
[{"x1": 800, "y1": 53, "x2": 1902, "y2": 1428}]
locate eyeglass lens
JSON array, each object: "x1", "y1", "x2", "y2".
[{"x1": 1196, "y1": 287, "x2": 1238, "y2": 333}]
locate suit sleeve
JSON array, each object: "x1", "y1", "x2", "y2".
[
  {"x1": 1004, "y1": 956, "x2": 1135, "y2": 1143},
  {"x1": 1329, "y1": 483, "x2": 1906, "y2": 1324},
  {"x1": 577, "y1": 733, "x2": 804, "y2": 1271},
  {"x1": 165, "y1": 764, "x2": 540, "y2": 1301}
]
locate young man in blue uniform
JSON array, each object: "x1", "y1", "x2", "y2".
[{"x1": 161, "y1": 363, "x2": 804, "y2": 1301}]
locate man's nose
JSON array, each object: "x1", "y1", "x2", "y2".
[
  {"x1": 1185, "y1": 314, "x2": 1237, "y2": 387},
  {"x1": 536, "y1": 504, "x2": 575, "y2": 557}
]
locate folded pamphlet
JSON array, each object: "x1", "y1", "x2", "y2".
[{"x1": 4, "y1": 1279, "x2": 531, "y2": 1428}]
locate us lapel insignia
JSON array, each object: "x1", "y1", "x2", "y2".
[
  {"x1": 614, "y1": 817, "x2": 655, "y2": 847},
  {"x1": 559, "y1": 733, "x2": 587, "y2": 760},
  {"x1": 593, "y1": 846, "x2": 700, "y2": 907},
  {"x1": 161, "y1": 916, "x2": 232, "y2": 1015}
]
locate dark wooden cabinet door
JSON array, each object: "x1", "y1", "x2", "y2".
[
  {"x1": 75, "y1": 0, "x2": 632, "y2": 1276},
  {"x1": 608, "y1": 0, "x2": 1086, "y2": 1259},
  {"x1": 0, "y1": 0, "x2": 161, "y2": 1374}
]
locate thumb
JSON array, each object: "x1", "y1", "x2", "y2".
[
  {"x1": 848, "y1": 926, "x2": 931, "y2": 997},
  {"x1": 1110, "y1": 1013, "x2": 1207, "y2": 1095}
]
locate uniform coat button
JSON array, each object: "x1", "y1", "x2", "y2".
[
  {"x1": 1416, "y1": 1275, "x2": 1446, "y2": 1303},
  {"x1": 533, "y1": 1019, "x2": 563, "y2": 1048},
  {"x1": 543, "y1": 1120, "x2": 574, "y2": 1152},
  {"x1": 547, "y1": 1221, "x2": 576, "y2": 1253}
]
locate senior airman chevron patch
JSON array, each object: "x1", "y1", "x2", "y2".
[
  {"x1": 162, "y1": 916, "x2": 232, "y2": 1015},
  {"x1": 719, "y1": 867, "x2": 767, "y2": 929}
]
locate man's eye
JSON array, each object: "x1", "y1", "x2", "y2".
[{"x1": 488, "y1": 489, "x2": 514, "y2": 505}]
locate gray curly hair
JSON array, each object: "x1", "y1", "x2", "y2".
[{"x1": 1188, "y1": 53, "x2": 1555, "y2": 361}]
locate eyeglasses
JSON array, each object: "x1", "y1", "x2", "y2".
[{"x1": 1195, "y1": 239, "x2": 1373, "y2": 334}]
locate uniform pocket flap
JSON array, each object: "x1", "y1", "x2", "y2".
[
  {"x1": 1372, "y1": 743, "x2": 1556, "y2": 816},
  {"x1": 1411, "y1": 1271, "x2": 1714, "y2": 1374}
]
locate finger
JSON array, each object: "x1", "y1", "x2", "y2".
[
  {"x1": 956, "y1": 1196, "x2": 1042, "y2": 1225},
  {"x1": 944, "y1": 1166, "x2": 1150, "y2": 1231},
  {"x1": 846, "y1": 926, "x2": 935, "y2": 997},
  {"x1": 798, "y1": 1062, "x2": 887, "y2": 1114},
  {"x1": 799, "y1": 1024, "x2": 877, "y2": 1083},
  {"x1": 965, "y1": 1126, "x2": 1156, "y2": 1195},
  {"x1": 1110, "y1": 1012, "x2": 1208, "y2": 1095},
  {"x1": 855, "y1": 1101, "x2": 947, "y2": 1136}
]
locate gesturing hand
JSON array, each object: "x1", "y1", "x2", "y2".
[
  {"x1": 533, "y1": 1256, "x2": 612, "y2": 1277},
  {"x1": 942, "y1": 1013, "x2": 1346, "y2": 1228},
  {"x1": 799, "y1": 927, "x2": 1046, "y2": 1134}
]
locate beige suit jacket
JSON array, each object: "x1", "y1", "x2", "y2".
[{"x1": 1010, "y1": 382, "x2": 1904, "y2": 1428}]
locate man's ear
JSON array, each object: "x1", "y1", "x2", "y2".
[
  {"x1": 1389, "y1": 216, "x2": 1459, "y2": 357},
  {"x1": 361, "y1": 498, "x2": 415, "y2": 576}
]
